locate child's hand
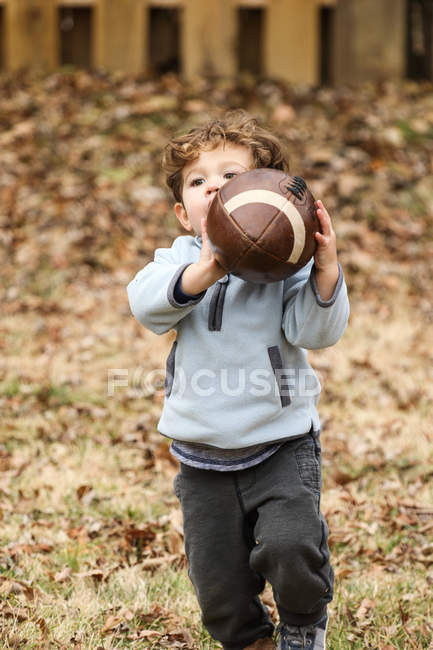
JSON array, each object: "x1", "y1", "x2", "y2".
[
  {"x1": 314, "y1": 200, "x2": 338, "y2": 272},
  {"x1": 198, "y1": 217, "x2": 226, "y2": 278},
  {"x1": 313, "y1": 200, "x2": 339, "y2": 301},
  {"x1": 180, "y1": 217, "x2": 226, "y2": 294}
]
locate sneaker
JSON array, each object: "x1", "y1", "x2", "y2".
[{"x1": 276, "y1": 615, "x2": 328, "y2": 649}]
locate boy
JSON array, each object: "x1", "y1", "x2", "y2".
[{"x1": 127, "y1": 110, "x2": 349, "y2": 650}]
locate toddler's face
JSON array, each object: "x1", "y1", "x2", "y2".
[{"x1": 174, "y1": 143, "x2": 254, "y2": 236}]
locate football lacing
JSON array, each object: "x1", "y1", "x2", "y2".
[{"x1": 287, "y1": 176, "x2": 307, "y2": 200}]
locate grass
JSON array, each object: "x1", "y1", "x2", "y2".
[
  {"x1": 1, "y1": 361, "x2": 432, "y2": 648},
  {"x1": 1, "y1": 292, "x2": 433, "y2": 649},
  {"x1": 1, "y1": 71, "x2": 433, "y2": 648}
]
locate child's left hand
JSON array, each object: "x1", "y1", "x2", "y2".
[{"x1": 314, "y1": 200, "x2": 338, "y2": 272}]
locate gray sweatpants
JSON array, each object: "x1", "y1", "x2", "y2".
[{"x1": 173, "y1": 430, "x2": 334, "y2": 650}]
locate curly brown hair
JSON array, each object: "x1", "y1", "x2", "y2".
[{"x1": 162, "y1": 109, "x2": 290, "y2": 203}]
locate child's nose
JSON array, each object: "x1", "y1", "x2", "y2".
[{"x1": 206, "y1": 179, "x2": 220, "y2": 195}]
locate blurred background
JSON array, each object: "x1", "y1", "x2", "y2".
[
  {"x1": 0, "y1": 1, "x2": 432, "y2": 648},
  {"x1": 0, "y1": 0, "x2": 432, "y2": 83}
]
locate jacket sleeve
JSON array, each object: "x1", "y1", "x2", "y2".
[
  {"x1": 126, "y1": 244, "x2": 206, "y2": 335},
  {"x1": 281, "y1": 260, "x2": 350, "y2": 349}
]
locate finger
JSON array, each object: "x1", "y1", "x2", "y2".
[
  {"x1": 316, "y1": 206, "x2": 331, "y2": 237},
  {"x1": 201, "y1": 217, "x2": 208, "y2": 239},
  {"x1": 315, "y1": 230, "x2": 327, "y2": 246},
  {"x1": 200, "y1": 217, "x2": 213, "y2": 257},
  {"x1": 315, "y1": 200, "x2": 330, "y2": 217},
  {"x1": 315, "y1": 199, "x2": 328, "y2": 211}
]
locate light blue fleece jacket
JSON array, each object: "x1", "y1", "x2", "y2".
[{"x1": 126, "y1": 234, "x2": 349, "y2": 449}]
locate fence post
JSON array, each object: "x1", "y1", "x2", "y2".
[
  {"x1": 332, "y1": 0, "x2": 406, "y2": 84},
  {"x1": 182, "y1": 0, "x2": 236, "y2": 78},
  {"x1": 264, "y1": 0, "x2": 319, "y2": 84},
  {"x1": 95, "y1": 0, "x2": 145, "y2": 74},
  {"x1": 5, "y1": 0, "x2": 58, "y2": 71}
]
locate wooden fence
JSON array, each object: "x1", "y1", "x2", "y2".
[{"x1": 0, "y1": 0, "x2": 430, "y2": 84}]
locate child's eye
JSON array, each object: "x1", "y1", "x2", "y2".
[
  {"x1": 191, "y1": 178, "x2": 204, "y2": 186},
  {"x1": 224, "y1": 172, "x2": 237, "y2": 180}
]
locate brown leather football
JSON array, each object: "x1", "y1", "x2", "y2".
[{"x1": 206, "y1": 168, "x2": 319, "y2": 283}]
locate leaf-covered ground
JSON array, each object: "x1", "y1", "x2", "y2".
[{"x1": 1, "y1": 69, "x2": 432, "y2": 648}]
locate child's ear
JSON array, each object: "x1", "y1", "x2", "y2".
[{"x1": 174, "y1": 202, "x2": 193, "y2": 232}]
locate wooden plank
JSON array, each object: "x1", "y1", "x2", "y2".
[
  {"x1": 182, "y1": 0, "x2": 236, "y2": 77},
  {"x1": 148, "y1": 0, "x2": 181, "y2": 6},
  {"x1": 333, "y1": 0, "x2": 406, "y2": 83},
  {"x1": 95, "y1": 0, "x2": 144, "y2": 74},
  {"x1": 5, "y1": 0, "x2": 59, "y2": 71},
  {"x1": 235, "y1": 1, "x2": 335, "y2": 8},
  {"x1": 264, "y1": 0, "x2": 319, "y2": 84},
  {"x1": 0, "y1": 2, "x2": 4, "y2": 70},
  {"x1": 57, "y1": 0, "x2": 96, "y2": 6},
  {"x1": 236, "y1": 0, "x2": 268, "y2": 6}
]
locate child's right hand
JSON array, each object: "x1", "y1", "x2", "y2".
[
  {"x1": 181, "y1": 217, "x2": 227, "y2": 294},
  {"x1": 198, "y1": 216, "x2": 227, "y2": 279}
]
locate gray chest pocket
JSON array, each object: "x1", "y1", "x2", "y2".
[
  {"x1": 267, "y1": 345, "x2": 291, "y2": 407},
  {"x1": 164, "y1": 340, "x2": 177, "y2": 398}
]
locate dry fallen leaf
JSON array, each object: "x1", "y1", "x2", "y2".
[
  {"x1": 356, "y1": 597, "x2": 376, "y2": 621},
  {"x1": 1, "y1": 68, "x2": 432, "y2": 649},
  {"x1": 0, "y1": 576, "x2": 36, "y2": 600},
  {"x1": 53, "y1": 567, "x2": 72, "y2": 583},
  {"x1": 101, "y1": 614, "x2": 123, "y2": 634}
]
